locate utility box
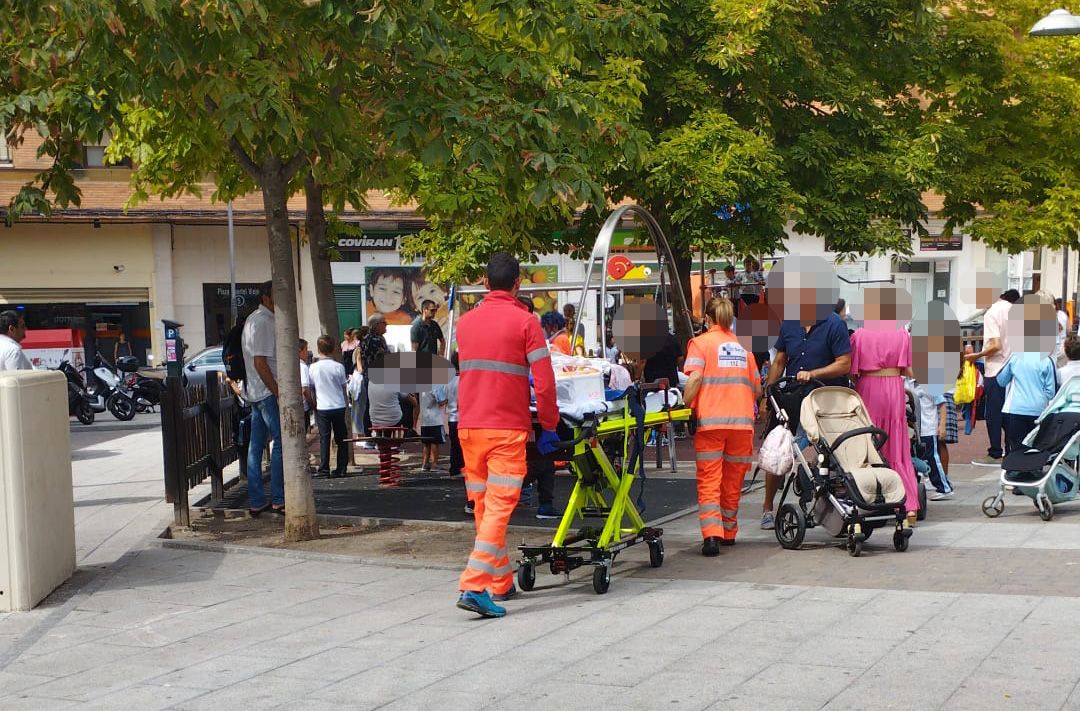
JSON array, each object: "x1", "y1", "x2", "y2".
[{"x1": 0, "y1": 370, "x2": 76, "y2": 611}]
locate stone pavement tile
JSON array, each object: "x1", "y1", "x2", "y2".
[
  {"x1": 0, "y1": 694, "x2": 81, "y2": 710},
  {"x1": 1016, "y1": 523, "x2": 1080, "y2": 551},
  {"x1": 488, "y1": 681, "x2": 624, "y2": 711},
  {"x1": 941, "y1": 673, "x2": 1074, "y2": 710},
  {"x1": 699, "y1": 582, "x2": 805, "y2": 610},
  {"x1": 79, "y1": 682, "x2": 208, "y2": 711},
  {"x1": 19, "y1": 622, "x2": 119, "y2": 657},
  {"x1": 0, "y1": 670, "x2": 55, "y2": 696},
  {"x1": 951, "y1": 523, "x2": 1040, "y2": 549},
  {"x1": 823, "y1": 655, "x2": 983, "y2": 709},
  {"x1": 1025, "y1": 595, "x2": 1080, "y2": 624},
  {"x1": 615, "y1": 668, "x2": 752, "y2": 711},
  {"x1": 855, "y1": 589, "x2": 960, "y2": 626},
  {"x1": 310, "y1": 665, "x2": 449, "y2": 710},
  {"x1": 14, "y1": 661, "x2": 177, "y2": 703},
  {"x1": 976, "y1": 623, "x2": 1080, "y2": 685},
  {"x1": 728, "y1": 661, "x2": 863, "y2": 708},
  {"x1": 379, "y1": 688, "x2": 498, "y2": 711},
  {"x1": 4, "y1": 639, "x2": 143, "y2": 679},
  {"x1": 803, "y1": 627, "x2": 914, "y2": 671},
  {"x1": 795, "y1": 585, "x2": 884, "y2": 604},
  {"x1": 240, "y1": 614, "x2": 399, "y2": 660},
  {"x1": 715, "y1": 691, "x2": 829, "y2": 711},
  {"x1": 272, "y1": 645, "x2": 416, "y2": 683},
  {"x1": 170, "y1": 670, "x2": 334, "y2": 711},
  {"x1": 68, "y1": 599, "x2": 205, "y2": 631},
  {"x1": 411, "y1": 658, "x2": 540, "y2": 701},
  {"x1": 762, "y1": 596, "x2": 866, "y2": 627},
  {"x1": 143, "y1": 652, "x2": 287, "y2": 691},
  {"x1": 910, "y1": 522, "x2": 981, "y2": 547}
]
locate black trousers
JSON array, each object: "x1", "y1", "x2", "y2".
[
  {"x1": 1004, "y1": 412, "x2": 1038, "y2": 456},
  {"x1": 525, "y1": 458, "x2": 555, "y2": 506},
  {"x1": 316, "y1": 408, "x2": 349, "y2": 475},
  {"x1": 448, "y1": 421, "x2": 464, "y2": 477}
]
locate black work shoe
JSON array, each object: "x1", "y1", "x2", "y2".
[
  {"x1": 719, "y1": 538, "x2": 736, "y2": 547},
  {"x1": 701, "y1": 537, "x2": 721, "y2": 557}
]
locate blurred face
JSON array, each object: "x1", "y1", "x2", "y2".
[
  {"x1": 371, "y1": 275, "x2": 405, "y2": 314},
  {"x1": 766, "y1": 256, "x2": 840, "y2": 327},
  {"x1": 1005, "y1": 296, "x2": 1057, "y2": 358},
  {"x1": 910, "y1": 302, "x2": 961, "y2": 396},
  {"x1": 958, "y1": 269, "x2": 1004, "y2": 311},
  {"x1": 861, "y1": 286, "x2": 913, "y2": 331}
]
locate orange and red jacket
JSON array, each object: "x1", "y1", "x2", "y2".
[{"x1": 457, "y1": 290, "x2": 560, "y2": 432}]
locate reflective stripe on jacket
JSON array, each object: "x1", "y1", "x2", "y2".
[
  {"x1": 457, "y1": 290, "x2": 560, "y2": 431},
  {"x1": 684, "y1": 326, "x2": 759, "y2": 432}
]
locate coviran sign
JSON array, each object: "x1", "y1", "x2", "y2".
[{"x1": 337, "y1": 234, "x2": 401, "y2": 250}]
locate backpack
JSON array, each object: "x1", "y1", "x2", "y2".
[{"x1": 222, "y1": 316, "x2": 247, "y2": 382}]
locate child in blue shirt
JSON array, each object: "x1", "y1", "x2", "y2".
[{"x1": 997, "y1": 352, "x2": 1057, "y2": 455}]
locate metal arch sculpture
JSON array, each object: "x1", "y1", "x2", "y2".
[{"x1": 571, "y1": 205, "x2": 693, "y2": 354}]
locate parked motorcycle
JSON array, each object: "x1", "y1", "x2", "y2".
[
  {"x1": 85, "y1": 355, "x2": 136, "y2": 421},
  {"x1": 117, "y1": 356, "x2": 163, "y2": 413},
  {"x1": 57, "y1": 360, "x2": 95, "y2": 425}
]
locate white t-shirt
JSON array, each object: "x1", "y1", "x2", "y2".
[
  {"x1": 982, "y1": 299, "x2": 1012, "y2": 378},
  {"x1": 421, "y1": 385, "x2": 447, "y2": 428},
  {"x1": 368, "y1": 383, "x2": 403, "y2": 427},
  {"x1": 241, "y1": 305, "x2": 277, "y2": 402},
  {"x1": 1058, "y1": 310, "x2": 1069, "y2": 346},
  {"x1": 0, "y1": 335, "x2": 32, "y2": 371},
  {"x1": 309, "y1": 357, "x2": 346, "y2": 411},
  {"x1": 447, "y1": 372, "x2": 459, "y2": 422},
  {"x1": 299, "y1": 360, "x2": 312, "y2": 412},
  {"x1": 1058, "y1": 360, "x2": 1080, "y2": 386},
  {"x1": 915, "y1": 384, "x2": 944, "y2": 436}
]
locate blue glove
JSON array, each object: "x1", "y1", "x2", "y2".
[{"x1": 536, "y1": 429, "x2": 561, "y2": 456}]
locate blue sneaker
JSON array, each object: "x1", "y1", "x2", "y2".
[
  {"x1": 492, "y1": 585, "x2": 518, "y2": 602},
  {"x1": 518, "y1": 484, "x2": 534, "y2": 508},
  {"x1": 536, "y1": 503, "x2": 561, "y2": 520},
  {"x1": 456, "y1": 590, "x2": 506, "y2": 618}
]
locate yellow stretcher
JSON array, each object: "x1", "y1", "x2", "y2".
[{"x1": 518, "y1": 383, "x2": 692, "y2": 594}]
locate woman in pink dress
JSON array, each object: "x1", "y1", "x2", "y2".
[{"x1": 849, "y1": 287, "x2": 917, "y2": 523}]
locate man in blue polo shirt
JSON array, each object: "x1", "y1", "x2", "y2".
[{"x1": 759, "y1": 257, "x2": 852, "y2": 529}]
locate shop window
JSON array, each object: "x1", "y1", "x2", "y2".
[
  {"x1": 891, "y1": 258, "x2": 931, "y2": 274},
  {"x1": 0, "y1": 124, "x2": 10, "y2": 165},
  {"x1": 73, "y1": 133, "x2": 131, "y2": 168}
]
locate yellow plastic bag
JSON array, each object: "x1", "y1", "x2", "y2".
[{"x1": 954, "y1": 361, "x2": 976, "y2": 404}]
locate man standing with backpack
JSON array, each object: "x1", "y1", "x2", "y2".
[{"x1": 240, "y1": 281, "x2": 284, "y2": 516}]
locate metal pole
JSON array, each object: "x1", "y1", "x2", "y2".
[{"x1": 228, "y1": 201, "x2": 237, "y2": 327}]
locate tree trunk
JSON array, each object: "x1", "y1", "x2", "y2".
[
  {"x1": 304, "y1": 173, "x2": 340, "y2": 346},
  {"x1": 262, "y1": 164, "x2": 320, "y2": 542}
]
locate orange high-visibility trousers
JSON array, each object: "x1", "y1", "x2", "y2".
[
  {"x1": 694, "y1": 429, "x2": 753, "y2": 541},
  {"x1": 458, "y1": 428, "x2": 528, "y2": 595}
]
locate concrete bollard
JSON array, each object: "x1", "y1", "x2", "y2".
[{"x1": 0, "y1": 370, "x2": 76, "y2": 611}]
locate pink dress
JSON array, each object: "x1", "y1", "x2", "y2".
[{"x1": 849, "y1": 325, "x2": 917, "y2": 513}]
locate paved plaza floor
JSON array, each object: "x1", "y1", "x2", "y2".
[{"x1": 3, "y1": 425, "x2": 1080, "y2": 709}]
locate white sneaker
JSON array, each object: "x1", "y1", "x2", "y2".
[
  {"x1": 760, "y1": 511, "x2": 775, "y2": 530},
  {"x1": 930, "y1": 492, "x2": 953, "y2": 501}
]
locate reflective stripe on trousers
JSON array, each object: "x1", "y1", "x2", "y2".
[
  {"x1": 458, "y1": 428, "x2": 528, "y2": 595},
  {"x1": 694, "y1": 428, "x2": 753, "y2": 540}
]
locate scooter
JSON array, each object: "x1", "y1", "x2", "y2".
[
  {"x1": 85, "y1": 355, "x2": 137, "y2": 421},
  {"x1": 117, "y1": 356, "x2": 162, "y2": 413},
  {"x1": 57, "y1": 360, "x2": 96, "y2": 425}
]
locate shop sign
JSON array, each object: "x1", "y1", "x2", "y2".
[
  {"x1": 204, "y1": 283, "x2": 262, "y2": 311},
  {"x1": 336, "y1": 232, "x2": 406, "y2": 250},
  {"x1": 920, "y1": 233, "x2": 962, "y2": 251}
]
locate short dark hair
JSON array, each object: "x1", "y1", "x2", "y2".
[
  {"x1": 834, "y1": 298, "x2": 846, "y2": 314},
  {"x1": 317, "y1": 334, "x2": 336, "y2": 355},
  {"x1": 486, "y1": 252, "x2": 520, "y2": 291},
  {"x1": 258, "y1": 280, "x2": 273, "y2": 298},
  {"x1": 1001, "y1": 289, "x2": 1021, "y2": 303},
  {"x1": 298, "y1": 338, "x2": 308, "y2": 351},
  {"x1": 0, "y1": 310, "x2": 22, "y2": 336},
  {"x1": 421, "y1": 299, "x2": 436, "y2": 310},
  {"x1": 724, "y1": 265, "x2": 736, "y2": 272},
  {"x1": 517, "y1": 296, "x2": 534, "y2": 313},
  {"x1": 1066, "y1": 335, "x2": 1080, "y2": 362}
]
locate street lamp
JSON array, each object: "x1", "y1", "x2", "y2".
[
  {"x1": 1029, "y1": 8, "x2": 1080, "y2": 329},
  {"x1": 1030, "y1": 8, "x2": 1080, "y2": 35}
]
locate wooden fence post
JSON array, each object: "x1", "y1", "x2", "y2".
[
  {"x1": 206, "y1": 375, "x2": 224, "y2": 509},
  {"x1": 160, "y1": 377, "x2": 190, "y2": 527}
]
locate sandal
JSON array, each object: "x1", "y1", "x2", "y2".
[
  {"x1": 249, "y1": 504, "x2": 271, "y2": 518},
  {"x1": 270, "y1": 505, "x2": 286, "y2": 515}
]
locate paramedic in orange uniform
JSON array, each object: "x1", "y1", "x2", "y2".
[
  {"x1": 683, "y1": 297, "x2": 760, "y2": 556},
  {"x1": 454, "y1": 252, "x2": 561, "y2": 618}
]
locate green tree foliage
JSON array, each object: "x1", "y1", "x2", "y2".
[{"x1": 929, "y1": 1, "x2": 1080, "y2": 253}]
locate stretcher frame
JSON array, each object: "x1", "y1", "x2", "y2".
[{"x1": 517, "y1": 403, "x2": 691, "y2": 595}]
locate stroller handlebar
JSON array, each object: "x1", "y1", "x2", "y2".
[{"x1": 828, "y1": 425, "x2": 889, "y2": 456}]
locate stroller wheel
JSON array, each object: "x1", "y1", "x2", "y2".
[
  {"x1": 648, "y1": 539, "x2": 664, "y2": 568},
  {"x1": 981, "y1": 496, "x2": 1004, "y2": 518},
  {"x1": 917, "y1": 481, "x2": 927, "y2": 521},
  {"x1": 847, "y1": 535, "x2": 863, "y2": 557},
  {"x1": 517, "y1": 563, "x2": 536, "y2": 592},
  {"x1": 1038, "y1": 495, "x2": 1055, "y2": 522},
  {"x1": 592, "y1": 565, "x2": 611, "y2": 595},
  {"x1": 893, "y1": 530, "x2": 909, "y2": 552},
  {"x1": 775, "y1": 503, "x2": 806, "y2": 550}
]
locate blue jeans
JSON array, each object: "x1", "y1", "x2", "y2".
[
  {"x1": 247, "y1": 395, "x2": 284, "y2": 509},
  {"x1": 984, "y1": 376, "x2": 1005, "y2": 458}
]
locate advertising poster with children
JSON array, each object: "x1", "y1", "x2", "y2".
[{"x1": 365, "y1": 267, "x2": 450, "y2": 353}]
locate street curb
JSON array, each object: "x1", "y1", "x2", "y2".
[
  {"x1": 153, "y1": 506, "x2": 699, "y2": 570},
  {"x1": 70, "y1": 421, "x2": 161, "y2": 433}
]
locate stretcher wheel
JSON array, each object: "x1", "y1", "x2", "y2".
[
  {"x1": 893, "y1": 530, "x2": 909, "y2": 552},
  {"x1": 917, "y1": 481, "x2": 927, "y2": 521},
  {"x1": 592, "y1": 565, "x2": 611, "y2": 594},
  {"x1": 1039, "y1": 496, "x2": 1054, "y2": 521},
  {"x1": 517, "y1": 563, "x2": 536, "y2": 591},
  {"x1": 648, "y1": 539, "x2": 664, "y2": 568},
  {"x1": 775, "y1": 503, "x2": 805, "y2": 550},
  {"x1": 982, "y1": 496, "x2": 1004, "y2": 518}
]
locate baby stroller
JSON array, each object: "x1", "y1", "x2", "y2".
[
  {"x1": 773, "y1": 381, "x2": 912, "y2": 557},
  {"x1": 904, "y1": 384, "x2": 930, "y2": 520},
  {"x1": 981, "y1": 376, "x2": 1080, "y2": 521}
]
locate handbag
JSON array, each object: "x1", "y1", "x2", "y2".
[{"x1": 954, "y1": 361, "x2": 976, "y2": 405}]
